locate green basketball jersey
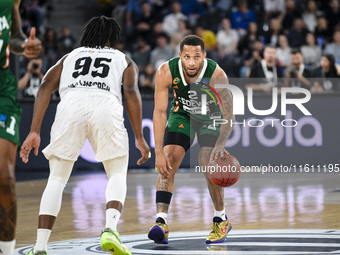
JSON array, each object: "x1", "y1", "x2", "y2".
[
  {"x1": 0, "y1": 0, "x2": 13, "y2": 70},
  {"x1": 0, "y1": 0, "x2": 22, "y2": 113},
  {"x1": 168, "y1": 57, "x2": 221, "y2": 122}
]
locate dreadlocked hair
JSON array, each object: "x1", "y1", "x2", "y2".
[{"x1": 80, "y1": 16, "x2": 121, "y2": 48}]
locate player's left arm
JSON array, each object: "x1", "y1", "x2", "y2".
[
  {"x1": 20, "y1": 54, "x2": 68, "y2": 163},
  {"x1": 10, "y1": 0, "x2": 42, "y2": 57},
  {"x1": 210, "y1": 65, "x2": 235, "y2": 161}
]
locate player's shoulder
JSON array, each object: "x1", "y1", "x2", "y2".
[
  {"x1": 13, "y1": 0, "x2": 21, "y2": 8},
  {"x1": 155, "y1": 61, "x2": 172, "y2": 86},
  {"x1": 156, "y1": 61, "x2": 171, "y2": 76},
  {"x1": 168, "y1": 56, "x2": 180, "y2": 65},
  {"x1": 206, "y1": 57, "x2": 217, "y2": 66},
  {"x1": 211, "y1": 62, "x2": 228, "y2": 79}
]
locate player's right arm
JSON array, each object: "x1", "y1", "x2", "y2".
[
  {"x1": 153, "y1": 62, "x2": 172, "y2": 176},
  {"x1": 123, "y1": 56, "x2": 150, "y2": 165},
  {"x1": 20, "y1": 54, "x2": 68, "y2": 163}
]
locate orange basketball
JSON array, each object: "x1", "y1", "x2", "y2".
[{"x1": 207, "y1": 153, "x2": 241, "y2": 187}]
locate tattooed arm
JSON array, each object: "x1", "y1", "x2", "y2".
[
  {"x1": 10, "y1": 0, "x2": 42, "y2": 57},
  {"x1": 153, "y1": 62, "x2": 173, "y2": 176},
  {"x1": 210, "y1": 65, "x2": 235, "y2": 161}
]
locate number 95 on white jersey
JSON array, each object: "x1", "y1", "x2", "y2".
[{"x1": 59, "y1": 47, "x2": 128, "y2": 102}]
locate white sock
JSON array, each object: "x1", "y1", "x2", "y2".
[
  {"x1": 34, "y1": 229, "x2": 51, "y2": 252},
  {"x1": 214, "y1": 209, "x2": 226, "y2": 220},
  {"x1": 0, "y1": 239, "x2": 16, "y2": 255},
  {"x1": 105, "y1": 208, "x2": 121, "y2": 232},
  {"x1": 156, "y1": 212, "x2": 168, "y2": 224}
]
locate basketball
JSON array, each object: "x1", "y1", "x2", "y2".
[{"x1": 207, "y1": 153, "x2": 241, "y2": 187}]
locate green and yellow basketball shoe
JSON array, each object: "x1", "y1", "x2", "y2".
[{"x1": 100, "y1": 228, "x2": 131, "y2": 255}]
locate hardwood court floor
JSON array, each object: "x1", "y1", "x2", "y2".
[{"x1": 15, "y1": 171, "x2": 340, "y2": 248}]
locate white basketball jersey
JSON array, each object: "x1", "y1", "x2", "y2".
[{"x1": 59, "y1": 46, "x2": 128, "y2": 102}]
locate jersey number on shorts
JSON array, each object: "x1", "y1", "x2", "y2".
[
  {"x1": 6, "y1": 116, "x2": 16, "y2": 136},
  {"x1": 72, "y1": 57, "x2": 112, "y2": 78}
]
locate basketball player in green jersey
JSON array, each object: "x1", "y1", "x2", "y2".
[
  {"x1": 0, "y1": 0, "x2": 41, "y2": 254},
  {"x1": 148, "y1": 35, "x2": 235, "y2": 245}
]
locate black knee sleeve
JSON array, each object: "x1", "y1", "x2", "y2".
[{"x1": 156, "y1": 191, "x2": 173, "y2": 204}]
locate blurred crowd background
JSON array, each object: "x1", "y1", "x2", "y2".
[{"x1": 15, "y1": 0, "x2": 340, "y2": 100}]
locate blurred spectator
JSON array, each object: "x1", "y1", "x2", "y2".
[
  {"x1": 239, "y1": 22, "x2": 263, "y2": 56},
  {"x1": 152, "y1": 0, "x2": 171, "y2": 21},
  {"x1": 324, "y1": 30, "x2": 340, "y2": 64},
  {"x1": 284, "y1": 49, "x2": 313, "y2": 89},
  {"x1": 263, "y1": 18, "x2": 283, "y2": 46},
  {"x1": 162, "y1": 1, "x2": 187, "y2": 37},
  {"x1": 111, "y1": 1, "x2": 128, "y2": 37},
  {"x1": 132, "y1": 37, "x2": 151, "y2": 70},
  {"x1": 325, "y1": 0, "x2": 340, "y2": 33},
  {"x1": 240, "y1": 40, "x2": 264, "y2": 78},
  {"x1": 149, "y1": 21, "x2": 164, "y2": 48},
  {"x1": 302, "y1": 0, "x2": 323, "y2": 32},
  {"x1": 263, "y1": 0, "x2": 285, "y2": 21},
  {"x1": 314, "y1": 54, "x2": 340, "y2": 91},
  {"x1": 18, "y1": 57, "x2": 44, "y2": 98},
  {"x1": 314, "y1": 16, "x2": 333, "y2": 48},
  {"x1": 198, "y1": 0, "x2": 227, "y2": 34},
  {"x1": 215, "y1": 0, "x2": 233, "y2": 13},
  {"x1": 150, "y1": 33, "x2": 173, "y2": 70},
  {"x1": 195, "y1": 25, "x2": 217, "y2": 51},
  {"x1": 139, "y1": 63, "x2": 155, "y2": 96},
  {"x1": 287, "y1": 17, "x2": 309, "y2": 48},
  {"x1": 170, "y1": 19, "x2": 192, "y2": 53},
  {"x1": 216, "y1": 18, "x2": 239, "y2": 77},
  {"x1": 42, "y1": 28, "x2": 59, "y2": 72},
  {"x1": 276, "y1": 34, "x2": 291, "y2": 68},
  {"x1": 279, "y1": 0, "x2": 301, "y2": 31},
  {"x1": 301, "y1": 32, "x2": 322, "y2": 68},
  {"x1": 98, "y1": 0, "x2": 116, "y2": 17},
  {"x1": 58, "y1": 26, "x2": 76, "y2": 56},
  {"x1": 21, "y1": 0, "x2": 45, "y2": 37},
  {"x1": 134, "y1": 1, "x2": 158, "y2": 39},
  {"x1": 179, "y1": 0, "x2": 205, "y2": 26},
  {"x1": 230, "y1": 0, "x2": 256, "y2": 36},
  {"x1": 310, "y1": 80, "x2": 324, "y2": 93},
  {"x1": 126, "y1": 0, "x2": 151, "y2": 30},
  {"x1": 217, "y1": 19, "x2": 239, "y2": 56},
  {"x1": 246, "y1": 45, "x2": 283, "y2": 92}
]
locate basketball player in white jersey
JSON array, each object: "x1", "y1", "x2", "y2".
[{"x1": 20, "y1": 16, "x2": 150, "y2": 255}]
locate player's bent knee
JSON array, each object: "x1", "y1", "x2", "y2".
[
  {"x1": 47, "y1": 175, "x2": 68, "y2": 189},
  {"x1": 166, "y1": 155, "x2": 180, "y2": 173}
]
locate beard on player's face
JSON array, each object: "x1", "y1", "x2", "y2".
[{"x1": 182, "y1": 59, "x2": 204, "y2": 78}]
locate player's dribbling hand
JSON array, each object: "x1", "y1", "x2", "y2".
[
  {"x1": 155, "y1": 151, "x2": 172, "y2": 177},
  {"x1": 21, "y1": 27, "x2": 42, "y2": 59},
  {"x1": 136, "y1": 137, "x2": 150, "y2": 165},
  {"x1": 209, "y1": 144, "x2": 229, "y2": 163},
  {"x1": 20, "y1": 132, "x2": 41, "y2": 163}
]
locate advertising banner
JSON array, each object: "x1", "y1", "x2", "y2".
[{"x1": 16, "y1": 93, "x2": 340, "y2": 171}]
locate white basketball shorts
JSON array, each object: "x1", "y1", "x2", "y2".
[{"x1": 43, "y1": 90, "x2": 129, "y2": 161}]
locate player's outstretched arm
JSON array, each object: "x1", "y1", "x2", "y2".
[
  {"x1": 10, "y1": 0, "x2": 41, "y2": 57},
  {"x1": 153, "y1": 62, "x2": 172, "y2": 176},
  {"x1": 20, "y1": 55, "x2": 67, "y2": 163},
  {"x1": 210, "y1": 65, "x2": 235, "y2": 162},
  {"x1": 123, "y1": 56, "x2": 150, "y2": 165}
]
